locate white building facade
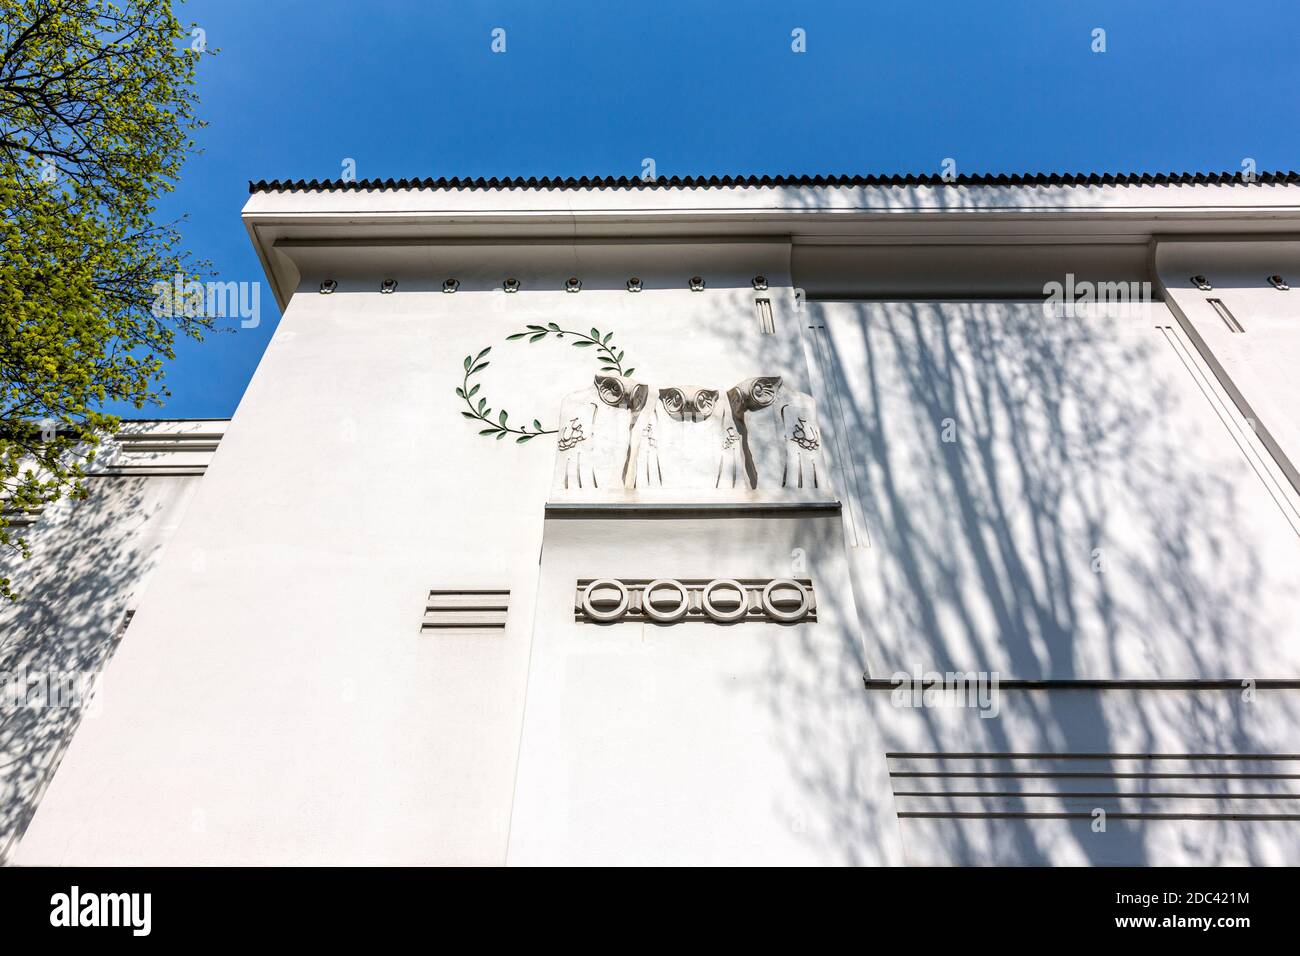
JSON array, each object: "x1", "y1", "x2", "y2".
[{"x1": 5, "y1": 172, "x2": 1300, "y2": 865}]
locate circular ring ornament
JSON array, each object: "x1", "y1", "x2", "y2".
[
  {"x1": 582, "y1": 579, "x2": 631, "y2": 622},
  {"x1": 641, "y1": 578, "x2": 690, "y2": 622},
  {"x1": 761, "y1": 578, "x2": 811, "y2": 622},
  {"x1": 701, "y1": 579, "x2": 750, "y2": 622}
]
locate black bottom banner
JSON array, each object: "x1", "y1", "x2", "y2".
[{"x1": 0, "y1": 865, "x2": 1282, "y2": 940}]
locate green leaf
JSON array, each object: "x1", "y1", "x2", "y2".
[
  {"x1": 452, "y1": 322, "x2": 631, "y2": 459},
  {"x1": 623, "y1": 368, "x2": 635, "y2": 377},
  {"x1": 0, "y1": 0, "x2": 213, "y2": 587}
]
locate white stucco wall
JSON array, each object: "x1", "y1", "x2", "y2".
[
  {"x1": 809, "y1": 296, "x2": 1300, "y2": 865},
  {"x1": 10, "y1": 183, "x2": 1300, "y2": 866},
  {"x1": 874, "y1": 689, "x2": 1300, "y2": 865},
  {"x1": 508, "y1": 512, "x2": 902, "y2": 866},
  {"x1": 1156, "y1": 240, "x2": 1300, "y2": 495},
  {"x1": 1, "y1": 421, "x2": 223, "y2": 862},
  {"x1": 812, "y1": 298, "x2": 1300, "y2": 681},
  {"x1": 14, "y1": 242, "x2": 833, "y2": 865}
]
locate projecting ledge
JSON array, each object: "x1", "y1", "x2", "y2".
[
  {"x1": 863, "y1": 677, "x2": 1300, "y2": 690},
  {"x1": 544, "y1": 491, "x2": 841, "y2": 519}
]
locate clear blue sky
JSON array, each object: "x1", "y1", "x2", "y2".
[{"x1": 128, "y1": 0, "x2": 1300, "y2": 419}]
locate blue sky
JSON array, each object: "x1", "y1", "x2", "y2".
[{"x1": 129, "y1": 0, "x2": 1300, "y2": 419}]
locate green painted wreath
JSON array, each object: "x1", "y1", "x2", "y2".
[{"x1": 456, "y1": 324, "x2": 636, "y2": 443}]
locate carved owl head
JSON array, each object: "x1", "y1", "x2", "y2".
[
  {"x1": 594, "y1": 374, "x2": 649, "y2": 412},
  {"x1": 729, "y1": 376, "x2": 783, "y2": 412},
  {"x1": 658, "y1": 386, "x2": 721, "y2": 422}
]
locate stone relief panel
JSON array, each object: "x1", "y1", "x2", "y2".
[
  {"x1": 727, "y1": 376, "x2": 823, "y2": 491},
  {"x1": 553, "y1": 374, "x2": 828, "y2": 494},
  {"x1": 633, "y1": 385, "x2": 740, "y2": 490},
  {"x1": 552, "y1": 374, "x2": 650, "y2": 491},
  {"x1": 574, "y1": 578, "x2": 817, "y2": 624}
]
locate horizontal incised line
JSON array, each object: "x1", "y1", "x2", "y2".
[
  {"x1": 893, "y1": 790, "x2": 1300, "y2": 799},
  {"x1": 891, "y1": 771, "x2": 1300, "y2": 780},
  {"x1": 421, "y1": 622, "x2": 506, "y2": 629},
  {"x1": 88, "y1": 468, "x2": 208, "y2": 477},
  {"x1": 887, "y1": 751, "x2": 1300, "y2": 760},
  {"x1": 113, "y1": 442, "x2": 221, "y2": 453},
  {"x1": 423, "y1": 590, "x2": 509, "y2": 634},
  {"x1": 897, "y1": 811, "x2": 1300, "y2": 821},
  {"x1": 866, "y1": 678, "x2": 1300, "y2": 690}
]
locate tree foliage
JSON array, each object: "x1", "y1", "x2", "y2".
[{"x1": 0, "y1": 0, "x2": 211, "y2": 598}]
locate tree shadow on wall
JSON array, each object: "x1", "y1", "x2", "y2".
[
  {"x1": 0, "y1": 477, "x2": 151, "y2": 862},
  {"x1": 723, "y1": 295, "x2": 1300, "y2": 865}
]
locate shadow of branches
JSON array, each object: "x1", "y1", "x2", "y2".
[{"x1": 0, "y1": 475, "x2": 193, "y2": 862}]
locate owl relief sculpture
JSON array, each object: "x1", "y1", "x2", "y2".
[
  {"x1": 727, "y1": 376, "x2": 825, "y2": 490},
  {"x1": 551, "y1": 373, "x2": 827, "y2": 496},
  {"x1": 552, "y1": 374, "x2": 650, "y2": 490},
  {"x1": 631, "y1": 386, "x2": 743, "y2": 490}
]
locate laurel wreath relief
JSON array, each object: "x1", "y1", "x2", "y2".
[{"x1": 456, "y1": 323, "x2": 636, "y2": 443}]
